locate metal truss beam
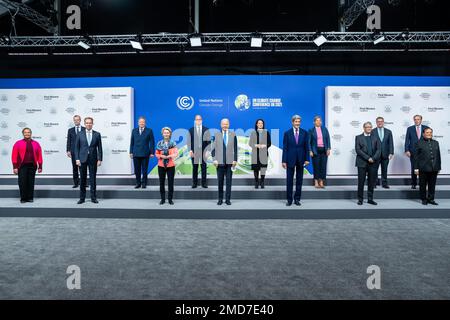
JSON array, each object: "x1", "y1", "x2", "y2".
[{"x1": 0, "y1": 0, "x2": 56, "y2": 34}]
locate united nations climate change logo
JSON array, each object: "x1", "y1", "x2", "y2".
[
  {"x1": 234, "y1": 94, "x2": 250, "y2": 111},
  {"x1": 176, "y1": 96, "x2": 194, "y2": 110}
]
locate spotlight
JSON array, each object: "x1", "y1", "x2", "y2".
[
  {"x1": 78, "y1": 35, "x2": 93, "y2": 50},
  {"x1": 77, "y1": 40, "x2": 90, "y2": 50},
  {"x1": 373, "y1": 35, "x2": 385, "y2": 45},
  {"x1": 313, "y1": 34, "x2": 327, "y2": 47},
  {"x1": 130, "y1": 40, "x2": 143, "y2": 51},
  {"x1": 250, "y1": 33, "x2": 263, "y2": 48},
  {"x1": 189, "y1": 33, "x2": 202, "y2": 47}
]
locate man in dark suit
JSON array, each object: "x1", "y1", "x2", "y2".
[
  {"x1": 75, "y1": 117, "x2": 103, "y2": 204},
  {"x1": 129, "y1": 116, "x2": 155, "y2": 189},
  {"x1": 355, "y1": 121, "x2": 381, "y2": 206},
  {"x1": 414, "y1": 127, "x2": 441, "y2": 205},
  {"x1": 371, "y1": 116, "x2": 394, "y2": 189},
  {"x1": 212, "y1": 118, "x2": 237, "y2": 205},
  {"x1": 405, "y1": 115, "x2": 429, "y2": 189},
  {"x1": 187, "y1": 115, "x2": 211, "y2": 188},
  {"x1": 282, "y1": 115, "x2": 310, "y2": 206},
  {"x1": 66, "y1": 115, "x2": 85, "y2": 188}
]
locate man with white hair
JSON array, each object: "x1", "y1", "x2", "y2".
[
  {"x1": 212, "y1": 118, "x2": 237, "y2": 206},
  {"x1": 282, "y1": 115, "x2": 310, "y2": 206}
]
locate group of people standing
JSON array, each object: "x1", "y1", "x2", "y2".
[{"x1": 11, "y1": 113, "x2": 441, "y2": 207}]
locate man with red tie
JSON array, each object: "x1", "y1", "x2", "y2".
[
  {"x1": 282, "y1": 115, "x2": 310, "y2": 206},
  {"x1": 405, "y1": 115, "x2": 429, "y2": 189}
]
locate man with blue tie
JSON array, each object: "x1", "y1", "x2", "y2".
[
  {"x1": 129, "y1": 116, "x2": 155, "y2": 189},
  {"x1": 75, "y1": 117, "x2": 103, "y2": 204},
  {"x1": 212, "y1": 118, "x2": 237, "y2": 205},
  {"x1": 405, "y1": 115, "x2": 429, "y2": 189},
  {"x1": 371, "y1": 117, "x2": 394, "y2": 189},
  {"x1": 282, "y1": 115, "x2": 310, "y2": 206},
  {"x1": 66, "y1": 115, "x2": 85, "y2": 188}
]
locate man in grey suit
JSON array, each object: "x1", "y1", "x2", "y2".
[
  {"x1": 355, "y1": 121, "x2": 381, "y2": 206},
  {"x1": 75, "y1": 117, "x2": 103, "y2": 204},
  {"x1": 371, "y1": 117, "x2": 394, "y2": 189},
  {"x1": 212, "y1": 118, "x2": 237, "y2": 206}
]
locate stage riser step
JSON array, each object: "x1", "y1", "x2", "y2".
[
  {"x1": 1, "y1": 177, "x2": 449, "y2": 186},
  {"x1": 1, "y1": 190, "x2": 448, "y2": 200}
]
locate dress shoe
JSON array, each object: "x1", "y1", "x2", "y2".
[
  {"x1": 421, "y1": 200, "x2": 428, "y2": 205},
  {"x1": 294, "y1": 200, "x2": 301, "y2": 206},
  {"x1": 20, "y1": 200, "x2": 27, "y2": 204},
  {"x1": 141, "y1": 184, "x2": 147, "y2": 189},
  {"x1": 260, "y1": 180, "x2": 265, "y2": 189},
  {"x1": 168, "y1": 200, "x2": 174, "y2": 205},
  {"x1": 191, "y1": 184, "x2": 197, "y2": 189},
  {"x1": 286, "y1": 202, "x2": 292, "y2": 206},
  {"x1": 411, "y1": 185, "x2": 417, "y2": 189},
  {"x1": 77, "y1": 199, "x2": 85, "y2": 204},
  {"x1": 91, "y1": 199, "x2": 99, "y2": 204},
  {"x1": 382, "y1": 185, "x2": 390, "y2": 189},
  {"x1": 368, "y1": 200, "x2": 377, "y2": 205},
  {"x1": 225, "y1": 200, "x2": 231, "y2": 205},
  {"x1": 159, "y1": 199, "x2": 165, "y2": 205},
  {"x1": 357, "y1": 200, "x2": 363, "y2": 205},
  {"x1": 202, "y1": 184, "x2": 208, "y2": 188},
  {"x1": 134, "y1": 184, "x2": 141, "y2": 189},
  {"x1": 217, "y1": 200, "x2": 223, "y2": 205},
  {"x1": 27, "y1": 199, "x2": 34, "y2": 203},
  {"x1": 428, "y1": 200, "x2": 438, "y2": 205},
  {"x1": 72, "y1": 184, "x2": 79, "y2": 188}
]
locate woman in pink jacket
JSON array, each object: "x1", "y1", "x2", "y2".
[{"x1": 11, "y1": 127, "x2": 43, "y2": 203}]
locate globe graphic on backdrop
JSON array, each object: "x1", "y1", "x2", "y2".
[{"x1": 234, "y1": 94, "x2": 250, "y2": 111}]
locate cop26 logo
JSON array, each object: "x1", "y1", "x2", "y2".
[{"x1": 176, "y1": 96, "x2": 195, "y2": 110}]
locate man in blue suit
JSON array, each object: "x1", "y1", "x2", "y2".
[
  {"x1": 66, "y1": 115, "x2": 85, "y2": 188},
  {"x1": 282, "y1": 115, "x2": 310, "y2": 206},
  {"x1": 75, "y1": 117, "x2": 103, "y2": 204},
  {"x1": 129, "y1": 116, "x2": 155, "y2": 189},
  {"x1": 405, "y1": 115, "x2": 429, "y2": 189}
]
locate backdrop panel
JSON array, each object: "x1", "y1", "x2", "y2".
[
  {"x1": 326, "y1": 86, "x2": 450, "y2": 175},
  {"x1": 0, "y1": 87, "x2": 134, "y2": 174}
]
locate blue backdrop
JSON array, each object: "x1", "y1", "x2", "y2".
[{"x1": 1, "y1": 75, "x2": 449, "y2": 173}]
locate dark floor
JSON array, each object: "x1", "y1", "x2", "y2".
[{"x1": 0, "y1": 217, "x2": 449, "y2": 299}]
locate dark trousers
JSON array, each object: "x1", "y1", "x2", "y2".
[
  {"x1": 133, "y1": 156, "x2": 149, "y2": 186},
  {"x1": 70, "y1": 152, "x2": 80, "y2": 185},
  {"x1": 419, "y1": 171, "x2": 438, "y2": 201},
  {"x1": 377, "y1": 158, "x2": 390, "y2": 186},
  {"x1": 18, "y1": 163, "x2": 37, "y2": 201},
  {"x1": 217, "y1": 165, "x2": 233, "y2": 201},
  {"x1": 80, "y1": 156, "x2": 98, "y2": 200},
  {"x1": 357, "y1": 163, "x2": 377, "y2": 201},
  {"x1": 410, "y1": 155, "x2": 418, "y2": 186},
  {"x1": 312, "y1": 147, "x2": 327, "y2": 180},
  {"x1": 158, "y1": 166, "x2": 175, "y2": 200},
  {"x1": 192, "y1": 157, "x2": 207, "y2": 186},
  {"x1": 286, "y1": 163, "x2": 304, "y2": 202}
]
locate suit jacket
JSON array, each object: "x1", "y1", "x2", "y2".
[
  {"x1": 282, "y1": 128, "x2": 310, "y2": 167},
  {"x1": 75, "y1": 130, "x2": 103, "y2": 163},
  {"x1": 308, "y1": 126, "x2": 331, "y2": 156},
  {"x1": 212, "y1": 131, "x2": 238, "y2": 165},
  {"x1": 405, "y1": 124, "x2": 429, "y2": 153},
  {"x1": 129, "y1": 127, "x2": 155, "y2": 157},
  {"x1": 187, "y1": 126, "x2": 211, "y2": 156},
  {"x1": 414, "y1": 138, "x2": 441, "y2": 172},
  {"x1": 355, "y1": 133, "x2": 381, "y2": 167},
  {"x1": 67, "y1": 126, "x2": 85, "y2": 153},
  {"x1": 371, "y1": 127, "x2": 394, "y2": 159}
]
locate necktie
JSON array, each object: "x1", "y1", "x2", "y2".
[
  {"x1": 416, "y1": 126, "x2": 420, "y2": 139},
  {"x1": 87, "y1": 132, "x2": 92, "y2": 146},
  {"x1": 295, "y1": 129, "x2": 299, "y2": 144},
  {"x1": 224, "y1": 132, "x2": 228, "y2": 146},
  {"x1": 76, "y1": 127, "x2": 79, "y2": 134},
  {"x1": 197, "y1": 127, "x2": 201, "y2": 147},
  {"x1": 366, "y1": 135, "x2": 373, "y2": 157},
  {"x1": 140, "y1": 128, "x2": 143, "y2": 135},
  {"x1": 379, "y1": 128, "x2": 384, "y2": 142}
]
